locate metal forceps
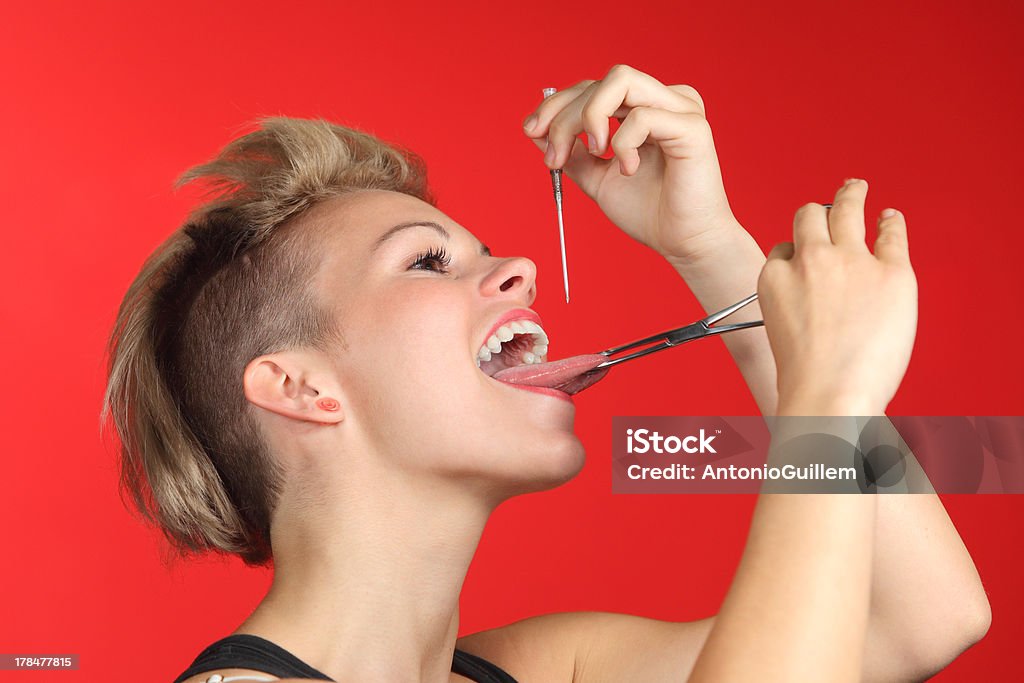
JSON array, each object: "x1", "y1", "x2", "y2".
[{"x1": 593, "y1": 292, "x2": 765, "y2": 370}]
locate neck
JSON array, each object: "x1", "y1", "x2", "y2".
[{"x1": 234, "y1": 457, "x2": 495, "y2": 683}]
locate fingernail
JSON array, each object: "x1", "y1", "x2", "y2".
[
  {"x1": 544, "y1": 141, "x2": 555, "y2": 165},
  {"x1": 523, "y1": 115, "x2": 538, "y2": 132},
  {"x1": 587, "y1": 133, "x2": 597, "y2": 153},
  {"x1": 881, "y1": 208, "x2": 899, "y2": 219},
  {"x1": 844, "y1": 177, "x2": 861, "y2": 185}
]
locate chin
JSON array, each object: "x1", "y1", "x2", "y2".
[{"x1": 514, "y1": 432, "x2": 587, "y2": 494}]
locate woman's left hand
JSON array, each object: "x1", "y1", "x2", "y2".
[{"x1": 522, "y1": 64, "x2": 739, "y2": 262}]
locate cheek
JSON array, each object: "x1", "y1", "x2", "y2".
[
  {"x1": 343, "y1": 301, "x2": 478, "y2": 425},
  {"x1": 350, "y1": 290, "x2": 463, "y2": 366}
]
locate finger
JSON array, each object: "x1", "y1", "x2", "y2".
[
  {"x1": 669, "y1": 84, "x2": 706, "y2": 115},
  {"x1": 874, "y1": 209, "x2": 910, "y2": 264},
  {"x1": 522, "y1": 80, "x2": 595, "y2": 140},
  {"x1": 828, "y1": 178, "x2": 869, "y2": 249},
  {"x1": 545, "y1": 82, "x2": 605, "y2": 169},
  {"x1": 531, "y1": 68, "x2": 703, "y2": 169},
  {"x1": 561, "y1": 137, "x2": 614, "y2": 199},
  {"x1": 526, "y1": 131, "x2": 616, "y2": 200},
  {"x1": 547, "y1": 91, "x2": 638, "y2": 169},
  {"x1": 766, "y1": 241, "x2": 795, "y2": 262},
  {"x1": 583, "y1": 64, "x2": 703, "y2": 154},
  {"x1": 792, "y1": 203, "x2": 831, "y2": 248},
  {"x1": 609, "y1": 107, "x2": 712, "y2": 176}
]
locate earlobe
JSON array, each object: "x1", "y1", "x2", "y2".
[{"x1": 243, "y1": 353, "x2": 345, "y2": 425}]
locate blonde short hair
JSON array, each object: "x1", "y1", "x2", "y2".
[{"x1": 102, "y1": 117, "x2": 432, "y2": 566}]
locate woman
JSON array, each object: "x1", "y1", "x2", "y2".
[{"x1": 103, "y1": 65, "x2": 989, "y2": 682}]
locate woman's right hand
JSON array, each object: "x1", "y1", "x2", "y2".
[{"x1": 757, "y1": 179, "x2": 918, "y2": 416}]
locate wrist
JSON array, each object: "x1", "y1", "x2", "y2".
[{"x1": 661, "y1": 217, "x2": 754, "y2": 271}]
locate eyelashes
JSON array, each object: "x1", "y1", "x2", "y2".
[{"x1": 409, "y1": 245, "x2": 452, "y2": 273}]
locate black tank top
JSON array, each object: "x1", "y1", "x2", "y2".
[{"x1": 171, "y1": 634, "x2": 519, "y2": 683}]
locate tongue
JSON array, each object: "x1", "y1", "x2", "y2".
[{"x1": 491, "y1": 353, "x2": 610, "y2": 395}]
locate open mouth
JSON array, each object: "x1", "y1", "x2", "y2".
[{"x1": 475, "y1": 316, "x2": 610, "y2": 395}]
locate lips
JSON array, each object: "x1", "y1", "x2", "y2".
[{"x1": 491, "y1": 353, "x2": 610, "y2": 395}]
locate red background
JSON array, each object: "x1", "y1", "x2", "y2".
[{"x1": 1, "y1": 0, "x2": 1021, "y2": 680}]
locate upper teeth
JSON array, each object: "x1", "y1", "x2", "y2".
[{"x1": 476, "y1": 319, "x2": 549, "y2": 367}]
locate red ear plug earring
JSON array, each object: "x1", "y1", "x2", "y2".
[{"x1": 316, "y1": 398, "x2": 340, "y2": 412}]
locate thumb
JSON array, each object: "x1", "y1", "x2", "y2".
[{"x1": 528, "y1": 135, "x2": 611, "y2": 201}]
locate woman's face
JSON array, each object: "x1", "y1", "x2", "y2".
[{"x1": 310, "y1": 190, "x2": 586, "y2": 495}]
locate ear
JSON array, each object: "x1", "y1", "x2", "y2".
[{"x1": 243, "y1": 351, "x2": 345, "y2": 426}]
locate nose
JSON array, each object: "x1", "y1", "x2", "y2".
[{"x1": 480, "y1": 256, "x2": 537, "y2": 305}]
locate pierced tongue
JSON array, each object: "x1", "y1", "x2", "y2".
[{"x1": 491, "y1": 353, "x2": 610, "y2": 395}]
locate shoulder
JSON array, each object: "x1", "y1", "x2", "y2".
[{"x1": 456, "y1": 611, "x2": 715, "y2": 683}]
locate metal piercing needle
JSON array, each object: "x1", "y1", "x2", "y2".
[{"x1": 542, "y1": 86, "x2": 570, "y2": 304}]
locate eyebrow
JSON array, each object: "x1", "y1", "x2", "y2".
[{"x1": 372, "y1": 220, "x2": 491, "y2": 256}]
